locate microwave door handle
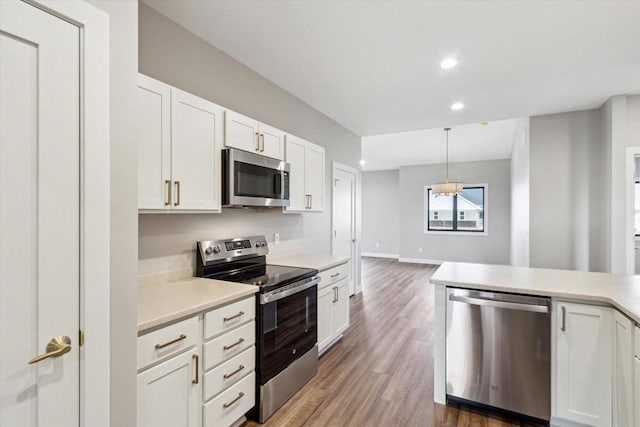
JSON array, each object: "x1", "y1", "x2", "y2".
[{"x1": 274, "y1": 173, "x2": 282, "y2": 197}]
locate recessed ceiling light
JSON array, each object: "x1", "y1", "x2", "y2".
[
  {"x1": 359, "y1": 160, "x2": 366, "y2": 166},
  {"x1": 450, "y1": 102, "x2": 465, "y2": 111},
  {"x1": 440, "y1": 57, "x2": 458, "y2": 70}
]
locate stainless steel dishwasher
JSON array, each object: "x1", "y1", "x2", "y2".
[{"x1": 446, "y1": 288, "x2": 551, "y2": 422}]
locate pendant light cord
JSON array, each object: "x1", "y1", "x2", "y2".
[{"x1": 444, "y1": 127, "x2": 451, "y2": 184}]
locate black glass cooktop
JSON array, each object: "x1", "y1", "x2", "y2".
[{"x1": 199, "y1": 256, "x2": 317, "y2": 293}]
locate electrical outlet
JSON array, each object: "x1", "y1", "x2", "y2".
[
  {"x1": 418, "y1": 248, "x2": 423, "y2": 253},
  {"x1": 274, "y1": 233, "x2": 280, "y2": 245}
]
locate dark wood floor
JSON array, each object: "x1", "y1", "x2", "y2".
[{"x1": 246, "y1": 257, "x2": 545, "y2": 427}]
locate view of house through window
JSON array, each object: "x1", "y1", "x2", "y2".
[{"x1": 425, "y1": 186, "x2": 485, "y2": 232}]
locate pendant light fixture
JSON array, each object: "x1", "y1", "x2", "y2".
[{"x1": 432, "y1": 127, "x2": 463, "y2": 196}]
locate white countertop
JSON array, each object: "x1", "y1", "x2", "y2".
[
  {"x1": 430, "y1": 262, "x2": 640, "y2": 324},
  {"x1": 268, "y1": 254, "x2": 350, "y2": 272},
  {"x1": 138, "y1": 277, "x2": 258, "y2": 333}
]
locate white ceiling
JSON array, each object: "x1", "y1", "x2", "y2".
[
  {"x1": 361, "y1": 119, "x2": 519, "y2": 171},
  {"x1": 143, "y1": 1, "x2": 640, "y2": 137}
]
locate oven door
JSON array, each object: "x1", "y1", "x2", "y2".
[
  {"x1": 258, "y1": 278, "x2": 318, "y2": 385},
  {"x1": 223, "y1": 148, "x2": 290, "y2": 207}
]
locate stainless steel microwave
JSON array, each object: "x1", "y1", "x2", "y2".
[{"x1": 222, "y1": 148, "x2": 290, "y2": 207}]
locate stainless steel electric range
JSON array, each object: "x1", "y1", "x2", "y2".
[{"x1": 196, "y1": 236, "x2": 319, "y2": 423}]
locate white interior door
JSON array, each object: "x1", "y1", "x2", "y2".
[
  {"x1": 332, "y1": 165, "x2": 357, "y2": 295},
  {"x1": 0, "y1": 2, "x2": 80, "y2": 426}
]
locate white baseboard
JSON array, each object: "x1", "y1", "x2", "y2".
[
  {"x1": 362, "y1": 252, "x2": 399, "y2": 259},
  {"x1": 398, "y1": 257, "x2": 443, "y2": 265}
]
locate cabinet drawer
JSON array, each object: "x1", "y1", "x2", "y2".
[
  {"x1": 204, "y1": 297, "x2": 255, "y2": 339},
  {"x1": 204, "y1": 346, "x2": 255, "y2": 401},
  {"x1": 319, "y1": 262, "x2": 350, "y2": 290},
  {"x1": 137, "y1": 316, "x2": 199, "y2": 370},
  {"x1": 635, "y1": 325, "x2": 640, "y2": 357},
  {"x1": 204, "y1": 371, "x2": 255, "y2": 427},
  {"x1": 204, "y1": 321, "x2": 255, "y2": 370}
]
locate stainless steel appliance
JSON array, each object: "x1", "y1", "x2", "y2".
[
  {"x1": 446, "y1": 288, "x2": 551, "y2": 422},
  {"x1": 222, "y1": 148, "x2": 290, "y2": 208},
  {"x1": 196, "y1": 236, "x2": 319, "y2": 423}
]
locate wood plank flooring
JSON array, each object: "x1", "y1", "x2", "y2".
[{"x1": 245, "y1": 257, "x2": 546, "y2": 427}]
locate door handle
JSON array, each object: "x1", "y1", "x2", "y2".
[
  {"x1": 174, "y1": 181, "x2": 180, "y2": 206},
  {"x1": 28, "y1": 336, "x2": 72, "y2": 364}
]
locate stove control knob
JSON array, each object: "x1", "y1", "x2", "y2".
[
  {"x1": 261, "y1": 241, "x2": 266, "y2": 247},
  {"x1": 255, "y1": 242, "x2": 260, "y2": 248},
  {"x1": 213, "y1": 245, "x2": 221, "y2": 254},
  {"x1": 205, "y1": 247, "x2": 213, "y2": 255}
]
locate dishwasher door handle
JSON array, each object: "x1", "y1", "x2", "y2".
[{"x1": 448, "y1": 294, "x2": 549, "y2": 313}]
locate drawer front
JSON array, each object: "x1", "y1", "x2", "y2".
[
  {"x1": 635, "y1": 325, "x2": 640, "y2": 357},
  {"x1": 204, "y1": 297, "x2": 255, "y2": 339},
  {"x1": 204, "y1": 371, "x2": 256, "y2": 427},
  {"x1": 204, "y1": 321, "x2": 255, "y2": 370},
  {"x1": 204, "y1": 346, "x2": 255, "y2": 401},
  {"x1": 318, "y1": 262, "x2": 350, "y2": 290},
  {"x1": 137, "y1": 316, "x2": 199, "y2": 370}
]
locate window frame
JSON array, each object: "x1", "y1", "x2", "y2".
[{"x1": 424, "y1": 183, "x2": 488, "y2": 236}]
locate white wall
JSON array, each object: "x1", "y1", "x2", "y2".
[
  {"x1": 529, "y1": 108, "x2": 607, "y2": 272},
  {"x1": 137, "y1": 4, "x2": 361, "y2": 277},
  {"x1": 361, "y1": 170, "x2": 399, "y2": 257},
  {"x1": 398, "y1": 159, "x2": 511, "y2": 264},
  {"x1": 510, "y1": 118, "x2": 530, "y2": 266},
  {"x1": 86, "y1": 1, "x2": 138, "y2": 426}
]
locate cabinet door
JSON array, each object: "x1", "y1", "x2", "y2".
[
  {"x1": 635, "y1": 354, "x2": 640, "y2": 427},
  {"x1": 284, "y1": 135, "x2": 307, "y2": 212},
  {"x1": 614, "y1": 310, "x2": 634, "y2": 427},
  {"x1": 555, "y1": 302, "x2": 612, "y2": 426},
  {"x1": 171, "y1": 88, "x2": 223, "y2": 211},
  {"x1": 137, "y1": 74, "x2": 171, "y2": 210},
  {"x1": 259, "y1": 122, "x2": 285, "y2": 160},
  {"x1": 224, "y1": 110, "x2": 259, "y2": 153},
  {"x1": 137, "y1": 350, "x2": 199, "y2": 427},
  {"x1": 332, "y1": 279, "x2": 350, "y2": 337},
  {"x1": 305, "y1": 142, "x2": 325, "y2": 211},
  {"x1": 317, "y1": 286, "x2": 333, "y2": 354}
]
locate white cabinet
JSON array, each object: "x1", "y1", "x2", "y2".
[
  {"x1": 137, "y1": 74, "x2": 223, "y2": 212},
  {"x1": 635, "y1": 326, "x2": 640, "y2": 427},
  {"x1": 317, "y1": 262, "x2": 350, "y2": 355},
  {"x1": 137, "y1": 350, "x2": 199, "y2": 427},
  {"x1": 554, "y1": 301, "x2": 612, "y2": 427},
  {"x1": 224, "y1": 110, "x2": 285, "y2": 160},
  {"x1": 284, "y1": 134, "x2": 325, "y2": 212},
  {"x1": 613, "y1": 310, "x2": 634, "y2": 427}
]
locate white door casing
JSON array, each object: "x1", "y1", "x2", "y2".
[
  {"x1": 1, "y1": 1, "x2": 79, "y2": 425},
  {"x1": 332, "y1": 163, "x2": 358, "y2": 295}
]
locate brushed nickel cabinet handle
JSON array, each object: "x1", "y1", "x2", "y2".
[
  {"x1": 174, "y1": 181, "x2": 181, "y2": 206},
  {"x1": 223, "y1": 392, "x2": 245, "y2": 409},
  {"x1": 330, "y1": 273, "x2": 340, "y2": 279},
  {"x1": 155, "y1": 334, "x2": 187, "y2": 350},
  {"x1": 332, "y1": 287, "x2": 338, "y2": 303},
  {"x1": 192, "y1": 354, "x2": 199, "y2": 384},
  {"x1": 223, "y1": 337, "x2": 245, "y2": 351},
  {"x1": 561, "y1": 306, "x2": 566, "y2": 332},
  {"x1": 309, "y1": 194, "x2": 313, "y2": 209},
  {"x1": 223, "y1": 364, "x2": 245, "y2": 380},
  {"x1": 255, "y1": 132, "x2": 260, "y2": 151},
  {"x1": 165, "y1": 180, "x2": 171, "y2": 206},
  {"x1": 260, "y1": 134, "x2": 265, "y2": 152},
  {"x1": 223, "y1": 311, "x2": 245, "y2": 322}
]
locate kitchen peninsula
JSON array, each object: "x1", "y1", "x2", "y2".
[{"x1": 430, "y1": 262, "x2": 640, "y2": 427}]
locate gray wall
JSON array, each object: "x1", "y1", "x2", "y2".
[
  {"x1": 510, "y1": 118, "x2": 530, "y2": 266},
  {"x1": 529, "y1": 108, "x2": 607, "y2": 272},
  {"x1": 138, "y1": 4, "x2": 361, "y2": 275},
  {"x1": 87, "y1": 1, "x2": 138, "y2": 426},
  {"x1": 361, "y1": 170, "x2": 399, "y2": 256},
  {"x1": 398, "y1": 159, "x2": 511, "y2": 264}
]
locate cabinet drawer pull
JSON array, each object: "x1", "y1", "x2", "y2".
[
  {"x1": 155, "y1": 334, "x2": 187, "y2": 350},
  {"x1": 192, "y1": 354, "x2": 199, "y2": 384},
  {"x1": 174, "y1": 181, "x2": 181, "y2": 206},
  {"x1": 223, "y1": 311, "x2": 245, "y2": 322},
  {"x1": 164, "y1": 180, "x2": 171, "y2": 206},
  {"x1": 330, "y1": 273, "x2": 340, "y2": 279},
  {"x1": 223, "y1": 337, "x2": 245, "y2": 351},
  {"x1": 223, "y1": 364, "x2": 245, "y2": 380},
  {"x1": 223, "y1": 392, "x2": 245, "y2": 409},
  {"x1": 255, "y1": 132, "x2": 260, "y2": 151},
  {"x1": 260, "y1": 133, "x2": 265, "y2": 152},
  {"x1": 560, "y1": 306, "x2": 566, "y2": 332}
]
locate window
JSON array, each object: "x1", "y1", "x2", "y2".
[{"x1": 425, "y1": 185, "x2": 486, "y2": 233}]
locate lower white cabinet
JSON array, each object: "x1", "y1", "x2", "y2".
[
  {"x1": 635, "y1": 326, "x2": 640, "y2": 427},
  {"x1": 554, "y1": 301, "x2": 612, "y2": 427},
  {"x1": 204, "y1": 372, "x2": 256, "y2": 427},
  {"x1": 137, "y1": 350, "x2": 199, "y2": 427},
  {"x1": 613, "y1": 310, "x2": 634, "y2": 427},
  {"x1": 317, "y1": 263, "x2": 350, "y2": 355}
]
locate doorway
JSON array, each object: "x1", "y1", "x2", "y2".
[{"x1": 331, "y1": 162, "x2": 359, "y2": 295}]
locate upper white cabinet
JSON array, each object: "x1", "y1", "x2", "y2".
[
  {"x1": 284, "y1": 134, "x2": 325, "y2": 212},
  {"x1": 137, "y1": 74, "x2": 223, "y2": 212},
  {"x1": 613, "y1": 310, "x2": 634, "y2": 427},
  {"x1": 554, "y1": 301, "x2": 612, "y2": 427},
  {"x1": 224, "y1": 110, "x2": 285, "y2": 160}
]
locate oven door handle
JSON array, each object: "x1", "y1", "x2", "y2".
[{"x1": 260, "y1": 276, "x2": 320, "y2": 304}]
